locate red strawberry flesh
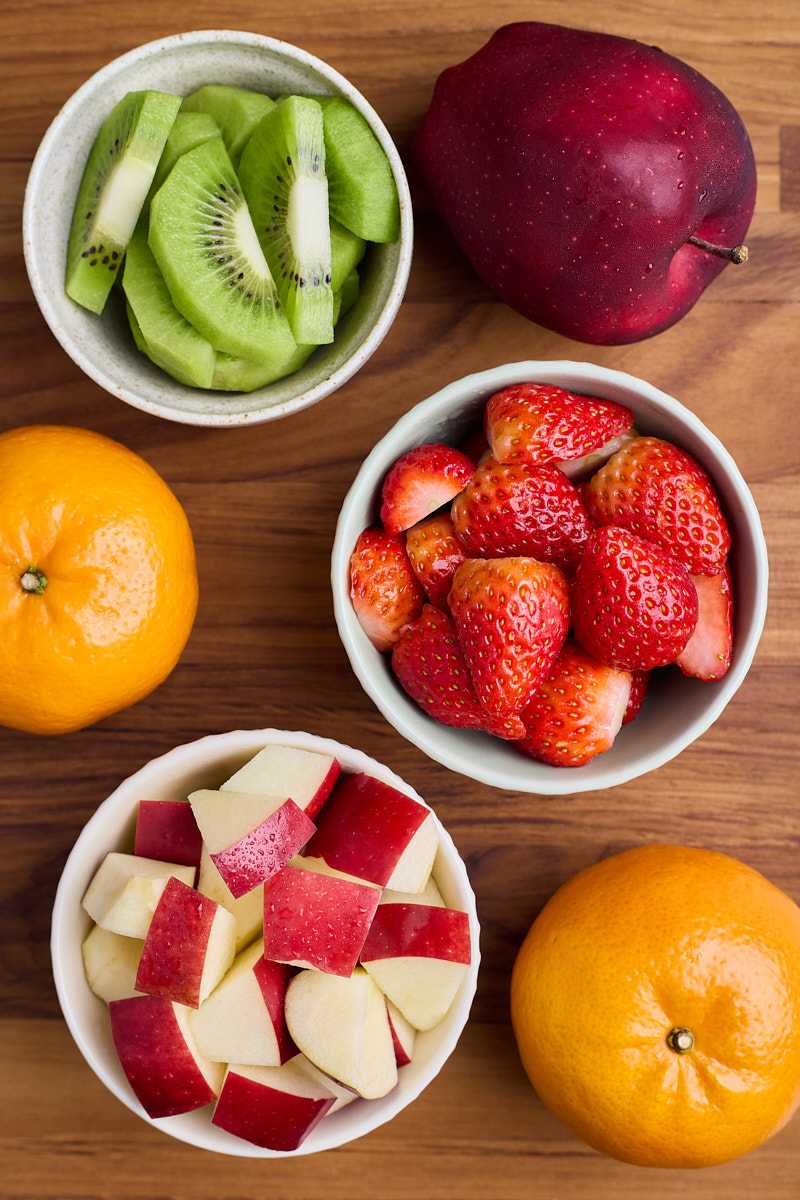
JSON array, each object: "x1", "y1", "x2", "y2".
[
  {"x1": 675, "y1": 563, "x2": 734, "y2": 681},
  {"x1": 380, "y1": 442, "x2": 475, "y2": 536}
]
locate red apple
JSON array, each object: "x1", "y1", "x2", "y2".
[
  {"x1": 304, "y1": 772, "x2": 438, "y2": 892},
  {"x1": 81, "y1": 851, "x2": 196, "y2": 939},
  {"x1": 261, "y1": 860, "x2": 381, "y2": 976},
  {"x1": 211, "y1": 1059, "x2": 336, "y2": 1151},
  {"x1": 134, "y1": 799, "x2": 203, "y2": 869},
  {"x1": 222, "y1": 744, "x2": 341, "y2": 820},
  {"x1": 412, "y1": 22, "x2": 756, "y2": 344},
  {"x1": 134, "y1": 876, "x2": 236, "y2": 1008},
  {"x1": 109, "y1": 994, "x2": 224, "y2": 1118}
]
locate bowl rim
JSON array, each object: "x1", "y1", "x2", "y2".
[
  {"x1": 331, "y1": 359, "x2": 770, "y2": 795},
  {"x1": 22, "y1": 29, "x2": 413, "y2": 428},
  {"x1": 50, "y1": 727, "x2": 480, "y2": 1157}
]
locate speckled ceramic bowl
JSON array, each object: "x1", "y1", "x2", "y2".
[
  {"x1": 23, "y1": 30, "x2": 412, "y2": 426},
  {"x1": 51, "y1": 728, "x2": 479, "y2": 1157},
  {"x1": 331, "y1": 360, "x2": 769, "y2": 794}
]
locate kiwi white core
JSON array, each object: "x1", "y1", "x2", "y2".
[
  {"x1": 231, "y1": 203, "x2": 274, "y2": 282},
  {"x1": 95, "y1": 156, "x2": 158, "y2": 246},
  {"x1": 288, "y1": 176, "x2": 330, "y2": 264}
]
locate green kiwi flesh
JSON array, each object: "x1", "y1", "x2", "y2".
[
  {"x1": 127, "y1": 301, "x2": 197, "y2": 387},
  {"x1": 238, "y1": 96, "x2": 334, "y2": 346},
  {"x1": 66, "y1": 90, "x2": 181, "y2": 314},
  {"x1": 148, "y1": 111, "x2": 222, "y2": 201},
  {"x1": 123, "y1": 221, "x2": 216, "y2": 388},
  {"x1": 148, "y1": 137, "x2": 296, "y2": 365},
  {"x1": 316, "y1": 96, "x2": 400, "y2": 243},
  {"x1": 181, "y1": 85, "x2": 276, "y2": 167},
  {"x1": 329, "y1": 217, "x2": 366, "y2": 292}
]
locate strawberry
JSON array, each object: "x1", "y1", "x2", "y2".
[
  {"x1": 623, "y1": 669, "x2": 652, "y2": 724},
  {"x1": 448, "y1": 556, "x2": 570, "y2": 720},
  {"x1": 675, "y1": 563, "x2": 734, "y2": 681},
  {"x1": 405, "y1": 512, "x2": 467, "y2": 609},
  {"x1": 515, "y1": 639, "x2": 633, "y2": 767},
  {"x1": 380, "y1": 442, "x2": 475, "y2": 536},
  {"x1": 583, "y1": 436, "x2": 731, "y2": 575},
  {"x1": 451, "y1": 458, "x2": 592, "y2": 570},
  {"x1": 391, "y1": 604, "x2": 525, "y2": 738},
  {"x1": 483, "y1": 382, "x2": 633, "y2": 468},
  {"x1": 349, "y1": 526, "x2": 425, "y2": 652},
  {"x1": 571, "y1": 526, "x2": 699, "y2": 671}
]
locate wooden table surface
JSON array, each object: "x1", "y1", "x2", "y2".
[{"x1": 2, "y1": 1, "x2": 799, "y2": 1196}]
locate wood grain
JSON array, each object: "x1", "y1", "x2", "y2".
[{"x1": 1, "y1": 2, "x2": 799, "y2": 1197}]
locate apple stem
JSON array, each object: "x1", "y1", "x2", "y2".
[
  {"x1": 666, "y1": 1026, "x2": 695, "y2": 1055},
  {"x1": 687, "y1": 235, "x2": 749, "y2": 265},
  {"x1": 20, "y1": 565, "x2": 48, "y2": 595}
]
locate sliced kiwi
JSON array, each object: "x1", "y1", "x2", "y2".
[
  {"x1": 329, "y1": 217, "x2": 366, "y2": 292},
  {"x1": 238, "y1": 96, "x2": 334, "y2": 346},
  {"x1": 148, "y1": 110, "x2": 222, "y2": 201},
  {"x1": 181, "y1": 85, "x2": 276, "y2": 167},
  {"x1": 127, "y1": 301, "x2": 197, "y2": 387},
  {"x1": 316, "y1": 96, "x2": 400, "y2": 243},
  {"x1": 122, "y1": 220, "x2": 216, "y2": 388},
  {"x1": 337, "y1": 267, "x2": 360, "y2": 320},
  {"x1": 210, "y1": 341, "x2": 318, "y2": 392},
  {"x1": 148, "y1": 136, "x2": 296, "y2": 365},
  {"x1": 66, "y1": 90, "x2": 181, "y2": 314}
]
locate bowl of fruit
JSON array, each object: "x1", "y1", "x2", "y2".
[
  {"x1": 331, "y1": 360, "x2": 768, "y2": 794},
  {"x1": 51, "y1": 728, "x2": 479, "y2": 1155},
  {"x1": 23, "y1": 30, "x2": 411, "y2": 426}
]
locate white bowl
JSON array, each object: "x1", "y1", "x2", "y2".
[
  {"x1": 23, "y1": 30, "x2": 412, "y2": 427},
  {"x1": 331, "y1": 360, "x2": 769, "y2": 794},
  {"x1": 51, "y1": 728, "x2": 480, "y2": 1156}
]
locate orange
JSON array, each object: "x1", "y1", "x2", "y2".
[
  {"x1": 510, "y1": 844, "x2": 800, "y2": 1168},
  {"x1": 0, "y1": 425, "x2": 198, "y2": 735}
]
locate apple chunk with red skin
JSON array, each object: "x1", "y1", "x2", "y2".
[
  {"x1": 412, "y1": 21, "x2": 756, "y2": 345},
  {"x1": 135, "y1": 875, "x2": 236, "y2": 1008},
  {"x1": 284, "y1": 966, "x2": 398, "y2": 1099},
  {"x1": 134, "y1": 799, "x2": 203, "y2": 869},
  {"x1": 212, "y1": 1059, "x2": 336, "y2": 1151},
  {"x1": 222, "y1": 744, "x2": 341, "y2": 820},
  {"x1": 81, "y1": 851, "x2": 196, "y2": 939},
  {"x1": 189, "y1": 938, "x2": 297, "y2": 1066},
  {"x1": 262, "y1": 861, "x2": 381, "y2": 976},
  {"x1": 360, "y1": 902, "x2": 472, "y2": 1030},
  {"x1": 109, "y1": 994, "x2": 224, "y2": 1118},
  {"x1": 304, "y1": 773, "x2": 438, "y2": 893},
  {"x1": 188, "y1": 787, "x2": 316, "y2": 899}
]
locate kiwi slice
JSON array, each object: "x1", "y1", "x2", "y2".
[
  {"x1": 148, "y1": 111, "x2": 222, "y2": 201},
  {"x1": 329, "y1": 217, "x2": 366, "y2": 292},
  {"x1": 181, "y1": 85, "x2": 276, "y2": 167},
  {"x1": 123, "y1": 220, "x2": 216, "y2": 388},
  {"x1": 337, "y1": 267, "x2": 360, "y2": 320},
  {"x1": 66, "y1": 90, "x2": 181, "y2": 314},
  {"x1": 316, "y1": 96, "x2": 400, "y2": 243},
  {"x1": 238, "y1": 96, "x2": 334, "y2": 346},
  {"x1": 127, "y1": 301, "x2": 197, "y2": 387},
  {"x1": 148, "y1": 136, "x2": 296, "y2": 366},
  {"x1": 210, "y1": 341, "x2": 317, "y2": 392}
]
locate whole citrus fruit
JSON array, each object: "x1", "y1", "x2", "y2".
[
  {"x1": 0, "y1": 425, "x2": 198, "y2": 734},
  {"x1": 510, "y1": 844, "x2": 800, "y2": 1168}
]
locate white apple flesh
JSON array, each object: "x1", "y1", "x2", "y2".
[
  {"x1": 81, "y1": 924, "x2": 144, "y2": 1003},
  {"x1": 284, "y1": 966, "x2": 398, "y2": 1100},
  {"x1": 196, "y1": 844, "x2": 264, "y2": 953},
  {"x1": 222, "y1": 744, "x2": 341, "y2": 820},
  {"x1": 81, "y1": 851, "x2": 196, "y2": 938},
  {"x1": 109, "y1": 994, "x2": 224, "y2": 1118}
]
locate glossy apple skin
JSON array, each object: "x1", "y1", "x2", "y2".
[
  {"x1": 134, "y1": 800, "x2": 203, "y2": 870},
  {"x1": 262, "y1": 865, "x2": 381, "y2": 976},
  {"x1": 412, "y1": 21, "x2": 756, "y2": 344},
  {"x1": 211, "y1": 1068, "x2": 334, "y2": 1151},
  {"x1": 135, "y1": 876, "x2": 218, "y2": 1008},
  {"x1": 360, "y1": 903, "x2": 472, "y2": 964}
]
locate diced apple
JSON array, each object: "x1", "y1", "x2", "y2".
[
  {"x1": 284, "y1": 966, "x2": 398, "y2": 1100},
  {"x1": 109, "y1": 994, "x2": 224, "y2": 1119},
  {"x1": 135, "y1": 876, "x2": 236, "y2": 1009},
  {"x1": 223, "y1": 744, "x2": 341, "y2": 820},
  {"x1": 386, "y1": 999, "x2": 416, "y2": 1067},
  {"x1": 197, "y1": 844, "x2": 264, "y2": 953},
  {"x1": 81, "y1": 852, "x2": 196, "y2": 939},
  {"x1": 380, "y1": 876, "x2": 446, "y2": 908},
  {"x1": 81, "y1": 924, "x2": 144, "y2": 1003},
  {"x1": 134, "y1": 799, "x2": 203, "y2": 869},
  {"x1": 304, "y1": 773, "x2": 438, "y2": 892},
  {"x1": 295, "y1": 1055, "x2": 358, "y2": 1113},
  {"x1": 360, "y1": 902, "x2": 472, "y2": 1031},
  {"x1": 262, "y1": 862, "x2": 380, "y2": 977},
  {"x1": 188, "y1": 788, "x2": 316, "y2": 898},
  {"x1": 211, "y1": 1059, "x2": 336, "y2": 1151},
  {"x1": 189, "y1": 938, "x2": 297, "y2": 1066}
]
